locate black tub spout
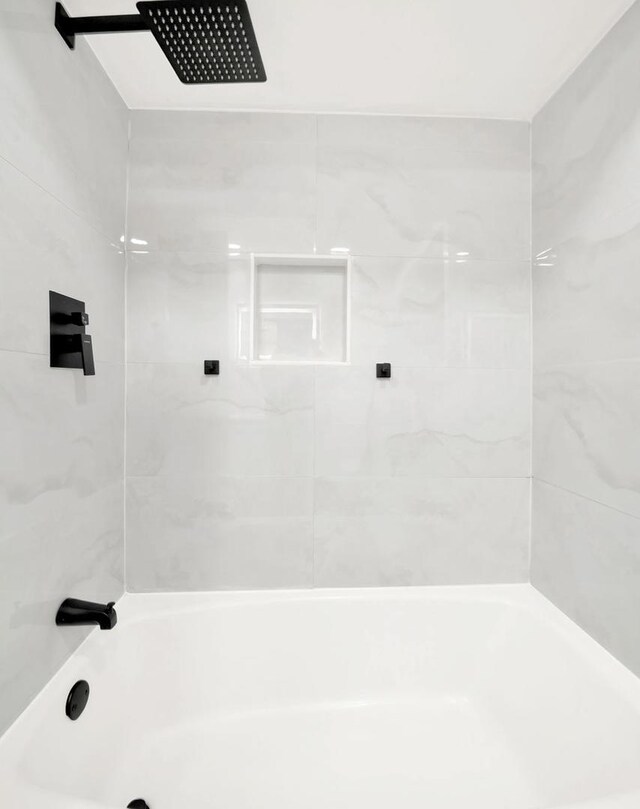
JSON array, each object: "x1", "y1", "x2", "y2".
[{"x1": 56, "y1": 598, "x2": 117, "y2": 630}]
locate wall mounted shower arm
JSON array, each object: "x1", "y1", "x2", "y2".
[
  {"x1": 55, "y1": 4, "x2": 149, "y2": 50},
  {"x1": 54, "y1": 1, "x2": 267, "y2": 85}
]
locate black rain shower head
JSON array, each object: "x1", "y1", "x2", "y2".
[{"x1": 54, "y1": 1, "x2": 266, "y2": 85}]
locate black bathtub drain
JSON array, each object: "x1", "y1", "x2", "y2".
[
  {"x1": 65, "y1": 680, "x2": 90, "y2": 721},
  {"x1": 127, "y1": 801, "x2": 150, "y2": 809}
]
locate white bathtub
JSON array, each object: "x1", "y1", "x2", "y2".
[{"x1": 1, "y1": 584, "x2": 640, "y2": 809}]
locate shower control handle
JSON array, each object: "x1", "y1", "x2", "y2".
[{"x1": 78, "y1": 333, "x2": 95, "y2": 376}]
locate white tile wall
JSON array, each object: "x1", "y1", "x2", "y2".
[
  {"x1": 1, "y1": 0, "x2": 637, "y2": 741},
  {"x1": 532, "y1": 0, "x2": 640, "y2": 677},
  {"x1": 127, "y1": 363, "x2": 315, "y2": 478},
  {"x1": 532, "y1": 480, "x2": 640, "y2": 677},
  {"x1": 314, "y1": 367, "x2": 530, "y2": 478},
  {"x1": 0, "y1": 0, "x2": 128, "y2": 735},
  {"x1": 127, "y1": 476, "x2": 313, "y2": 591},
  {"x1": 534, "y1": 362, "x2": 640, "y2": 519},
  {"x1": 127, "y1": 115, "x2": 317, "y2": 254},
  {"x1": 126, "y1": 110, "x2": 532, "y2": 591},
  {"x1": 315, "y1": 477, "x2": 530, "y2": 587},
  {"x1": 315, "y1": 117, "x2": 530, "y2": 261}
]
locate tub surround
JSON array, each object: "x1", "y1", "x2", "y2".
[
  {"x1": 1, "y1": 0, "x2": 640, "y2": 758},
  {"x1": 125, "y1": 111, "x2": 532, "y2": 592},
  {"x1": 531, "y1": 0, "x2": 640, "y2": 677},
  {"x1": 0, "y1": 0, "x2": 128, "y2": 736}
]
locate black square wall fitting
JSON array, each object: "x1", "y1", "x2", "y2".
[
  {"x1": 204, "y1": 360, "x2": 220, "y2": 375},
  {"x1": 376, "y1": 363, "x2": 391, "y2": 378}
]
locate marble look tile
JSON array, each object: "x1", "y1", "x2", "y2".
[
  {"x1": 349, "y1": 256, "x2": 445, "y2": 367},
  {"x1": 530, "y1": 0, "x2": 640, "y2": 680},
  {"x1": 0, "y1": 352, "x2": 125, "y2": 539},
  {"x1": 445, "y1": 260, "x2": 530, "y2": 369},
  {"x1": 314, "y1": 367, "x2": 530, "y2": 478},
  {"x1": 0, "y1": 0, "x2": 128, "y2": 740},
  {"x1": 533, "y1": 1, "x2": 640, "y2": 252},
  {"x1": 316, "y1": 134, "x2": 530, "y2": 260},
  {"x1": 318, "y1": 115, "x2": 530, "y2": 158},
  {"x1": 0, "y1": 156, "x2": 125, "y2": 361},
  {"x1": 531, "y1": 479, "x2": 640, "y2": 678},
  {"x1": 127, "y1": 135, "x2": 316, "y2": 253},
  {"x1": 0, "y1": 481, "x2": 123, "y2": 736},
  {"x1": 127, "y1": 252, "x2": 250, "y2": 364},
  {"x1": 0, "y1": 0, "x2": 128, "y2": 239},
  {"x1": 127, "y1": 363, "x2": 314, "y2": 477},
  {"x1": 314, "y1": 477, "x2": 529, "y2": 587},
  {"x1": 533, "y1": 201, "x2": 640, "y2": 367},
  {"x1": 534, "y1": 362, "x2": 640, "y2": 519},
  {"x1": 131, "y1": 110, "x2": 316, "y2": 143},
  {"x1": 126, "y1": 476, "x2": 313, "y2": 591}
]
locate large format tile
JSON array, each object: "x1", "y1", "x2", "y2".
[
  {"x1": 0, "y1": 352, "x2": 124, "y2": 540},
  {"x1": 315, "y1": 366, "x2": 530, "y2": 478},
  {"x1": 316, "y1": 130, "x2": 530, "y2": 260},
  {"x1": 533, "y1": 1, "x2": 640, "y2": 252},
  {"x1": 534, "y1": 361, "x2": 640, "y2": 519},
  {"x1": 127, "y1": 476, "x2": 313, "y2": 591},
  {"x1": 127, "y1": 134, "x2": 316, "y2": 253},
  {"x1": 531, "y1": 480, "x2": 640, "y2": 678},
  {"x1": 314, "y1": 477, "x2": 529, "y2": 587},
  {"x1": 127, "y1": 251, "x2": 250, "y2": 364},
  {"x1": 0, "y1": 0, "x2": 128, "y2": 740},
  {"x1": 0, "y1": 0, "x2": 128, "y2": 239},
  {"x1": 127, "y1": 363, "x2": 314, "y2": 477},
  {"x1": 349, "y1": 256, "x2": 445, "y2": 367},
  {"x1": 0, "y1": 156, "x2": 125, "y2": 361},
  {"x1": 0, "y1": 481, "x2": 123, "y2": 735},
  {"x1": 531, "y1": 0, "x2": 640, "y2": 681},
  {"x1": 445, "y1": 259, "x2": 530, "y2": 369},
  {"x1": 533, "y1": 201, "x2": 640, "y2": 367},
  {"x1": 350, "y1": 255, "x2": 530, "y2": 370},
  {"x1": 122, "y1": 111, "x2": 533, "y2": 597}
]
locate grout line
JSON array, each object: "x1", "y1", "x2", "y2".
[
  {"x1": 125, "y1": 474, "x2": 532, "y2": 481},
  {"x1": 533, "y1": 358, "x2": 640, "y2": 370},
  {"x1": 534, "y1": 477, "x2": 640, "y2": 522},
  {"x1": 0, "y1": 346, "x2": 124, "y2": 366},
  {"x1": 123, "y1": 113, "x2": 132, "y2": 594},
  {"x1": 0, "y1": 153, "x2": 122, "y2": 247},
  {"x1": 0, "y1": 346, "x2": 50, "y2": 358},
  {"x1": 311, "y1": 366, "x2": 317, "y2": 589},
  {"x1": 125, "y1": 359, "x2": 530, "y2": 371},
  {"x1": 116, "y1": 247, "x2": 531, "y2": 265},
  {"x1": 528, "y1": 120, "x2": 534, "y2": 583},
  {"x1": 310, "y1": 110, "x2": 319, "y2": 586},
  {"x1": 313, "y1": 114, "x2": 319, "y2": 255}
]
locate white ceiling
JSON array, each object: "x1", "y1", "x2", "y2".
[{"x1": 64, "y1": 0, "x2": 636, "y2": 120}]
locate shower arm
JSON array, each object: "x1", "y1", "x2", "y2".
[
  {"x1": 53, "y1": 0, "x2": 267, "y2": 85},
  {"x1": 54, "y1": 3, "x2": 150, "y2": 50}
]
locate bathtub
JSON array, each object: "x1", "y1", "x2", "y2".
[{"x1": 1, "y1": 585, "x2": 640, "y2": 809}]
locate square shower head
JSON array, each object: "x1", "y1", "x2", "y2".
[{"x1": 136, "y1": 1, "x2": 267, "y2": 84}]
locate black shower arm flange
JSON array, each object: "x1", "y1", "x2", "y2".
[{"x1": 55, "y1": 3, "x2": 150, "y2": 50}]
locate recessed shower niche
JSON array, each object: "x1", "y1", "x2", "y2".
[{"x1": 250, "y1": 255, "x2": 350, "y2": 364}]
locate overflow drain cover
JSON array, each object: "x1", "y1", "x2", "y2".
[{"x1": 65, "y1": 680, "x2": 90, "y2": 721}]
